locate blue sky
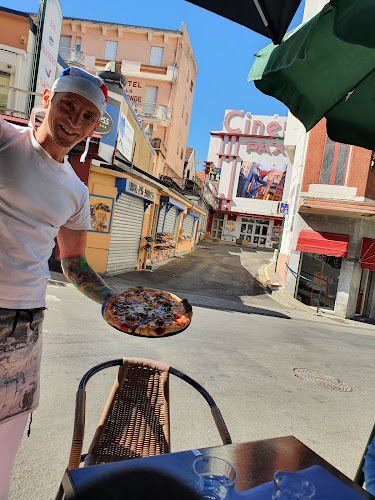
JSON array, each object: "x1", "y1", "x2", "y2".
[{"x1": 3, "y1": 0, "x2": 304, "y2": 170}]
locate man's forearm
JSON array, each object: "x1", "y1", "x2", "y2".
[{"x1": 61, "y1": 256, "x2": 115, "y2": 304}]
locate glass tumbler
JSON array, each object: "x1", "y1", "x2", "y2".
[
  {"x1": 193, "y1": 456, "x2": 238, "y2": 500},
  {"x1": 272, "y1": 470, "x2": 315, "y2": 500}
]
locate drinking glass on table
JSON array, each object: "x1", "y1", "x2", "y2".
[
  {"x1": 193, "y1": 456, "x2": 237, "y2": 500},
  {"x1": 272, "y1": 470, "x2": 315, "y2": 500}
]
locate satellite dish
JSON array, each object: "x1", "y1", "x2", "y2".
[{"x1": 196, "y1": 158, "x2": 201, "y2": 165}]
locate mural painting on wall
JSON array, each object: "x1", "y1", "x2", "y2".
[
  {"x1": 237, "y1": 161, "x2": 287, "y2": 201},
  {"x1": 89, "y1": 195, "x2": 114, "y2": 233}
]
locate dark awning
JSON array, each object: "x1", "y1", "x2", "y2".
[
  {"x1": 360, "y1": 238, "x2": 375, "y2": 270},
  {"x1": 296, "y1": 230, "x2": 349, "y2": 257},
  {"x1": 185, "y1": 0, "x2": 302, "y2": 45}
]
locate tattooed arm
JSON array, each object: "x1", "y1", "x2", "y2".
[{"x1": 57, "y1": 226, "x2": 116, "y2": 304}]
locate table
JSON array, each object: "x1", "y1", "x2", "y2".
[{"x1": 61, "y1": 436, "x2": 374, "y2": 499}]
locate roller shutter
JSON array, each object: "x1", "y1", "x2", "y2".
[
  {"x1": 164, "y1": 207, "x2": 178, "y2": 235},
  {"x1": 182, "y1": 214, "x2": 195, "y2": 235},
  {"x1": 106, "y1": 194, "x2": 145, "y2": 273}
]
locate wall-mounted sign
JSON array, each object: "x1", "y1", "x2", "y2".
[
  {"x1": 96, "y1": 110, "x2": 114, "y2": 138},
  {"x1": 188, "y1": 209, "x2": 200, "y2": 217},
  {"x1": 34, "y1": 0, "x2": 63, "y2": 102},
  {"x1": 209, "y1": 166, "x2": 221, "y2": 182},
  {"x1": 117, "y1": 112, "x2": 134, "y2": 161},
  {"x1": 126, "y1": 179, "x2": 156, "y2": 202},
  {"x1": 88, "y1": 195, "x2": 114, "y2": 233},
  {"x1": 223, "y1": 220, "x2": 236, "y2": 236},
  {"x1": 279, "y1": 203, "x2": 289, "y2": 214},
  {"x1": 125, "y1": 80, "x2": 143, "y2": 103},
  {"x1": 97, "y1": 96, "x2": 121, "y2": 164},
  {"x1": 222, "y1": 110, "x2": 287, "y2": 137}
]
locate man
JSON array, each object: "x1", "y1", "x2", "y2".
[{"x1": 0, "y1": 67, "x2": 116, "y2": 499}]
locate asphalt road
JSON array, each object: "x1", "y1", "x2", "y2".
[{"x1": 9, "y1": 242, "x2": 375, "y2": 499}]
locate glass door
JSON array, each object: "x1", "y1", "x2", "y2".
[{"x1": 211, "y1": 216, "x2": 224, "y2": 239}]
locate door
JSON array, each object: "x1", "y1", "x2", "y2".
[
  {"x1": 211, "y1": 216, "x2": 224, "y2": 239},
  {"x1": 143, "y1": 86, "x2": 158, "y2": 115},
  {"x1": 0, "y1": 72, "x2": 10, "y2": 111},
  {"x1": 104, "y1": 41, "x2": 118, "y2": 61},
  {"x1": 106, "y1": 194, "x2": 144, "y2": 273},
  {"x1": 240, "y1": 218, "x2": 269, "y2": 246},
  {"x1": 149, "y1": 47, "x2": 163, "y2": 66}
]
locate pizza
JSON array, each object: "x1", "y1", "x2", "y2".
[{"x1": 102, "y1": 286, "x2": 193, "y2": 337}]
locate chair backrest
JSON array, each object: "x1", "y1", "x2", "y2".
[
  {"x1": 68, "y1": 358, "x2": 231, "y2": 470},
  {"x1": 85, "y1": 358, "x2": 171, "y2": 466}
]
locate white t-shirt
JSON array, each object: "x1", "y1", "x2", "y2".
[{"x1": 0, "y1": 119, "x2": 91, "y2": 309}]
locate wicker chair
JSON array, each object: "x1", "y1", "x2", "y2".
[{"x1": 67, "y1": 357, "x2": 232, "y2": 471}]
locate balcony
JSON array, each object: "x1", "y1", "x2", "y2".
[
  {"x1": 59, "y1": 48, "x2": 85, "y2": 67},
  {"x1": 132, "y1": 102, "x2": 171, "y2": 126}
]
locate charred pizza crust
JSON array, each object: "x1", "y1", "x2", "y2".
[{"x1": 102, "y1": 286, "x2": 192, "y2": 337}]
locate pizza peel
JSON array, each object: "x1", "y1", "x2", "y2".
[{"x1": 101, "y1": 288, "x2": 193, "y2": 338}]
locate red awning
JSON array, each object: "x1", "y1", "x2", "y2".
[
  {"x1": 360, "y1": 238, "x2": 375, "y2": 270},
  {"x1": 296, "y1": 230, "x2": 350, "y2": 257}
]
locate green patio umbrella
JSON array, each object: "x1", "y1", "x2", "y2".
[{"x1": 248, "y1": 0, "x2": 375, "y2": 150}]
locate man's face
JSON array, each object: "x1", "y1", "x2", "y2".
[{"x1": 45, "y1": 91, "x2": 101, "y2": 150}]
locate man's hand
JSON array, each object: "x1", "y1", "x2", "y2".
[{"x1": 57, "y1": 226, "x2": 116, "y2": 304}]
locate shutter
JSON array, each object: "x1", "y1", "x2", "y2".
[
  {"x1": 59, "y1": 36, "x2": 71, "y2": 59},
  {"x1": 164, "y1": 207, "x2": 177, "y2": 235},
  {"x1": 104, "y1": 41, "x2": 118, "y2": 61},
  {"x1": 106, "y1": 194, "x2": 144, "y2": 273},
  {"x1": 183, "y1": 215, "x2": 195, "y2": 235},
  {"x1": 157, "y1": 205, "x2": 167, "y2": 233},
  {"x1": 144, "y1": 86, "x2": 158, "y2": 115},
  {"x1": 149, "y1": 47, "x2": 163, "y2": 66}
]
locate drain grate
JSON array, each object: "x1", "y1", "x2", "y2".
[{"x1": 293, "y1": 368, "x2": 353, "y2": 392}]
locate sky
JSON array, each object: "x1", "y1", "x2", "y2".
[{"x1": 2, "y1": 0, "x2": 305, "y2": 171}]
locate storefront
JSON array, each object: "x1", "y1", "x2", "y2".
[
  {"x1": 294, "y1": 230, "x2": 349, "y2": 311},
  {"x1": 106, "y1": 178, "x2": 156, "y2": 273}
]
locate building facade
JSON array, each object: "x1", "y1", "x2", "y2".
[
  {"x1": 59, "y1": 18, "x2": 197, "y2": 186},
  {"x1": 204, "y1": 110, "x2": 291, "y2": 248},
  {"x1": 277, "y1": 118, "x2": 375, "y2": 319},
  {"x1": 0, "y1": 7, "x2": 37, "y2": 118}
]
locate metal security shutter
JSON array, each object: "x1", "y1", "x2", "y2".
[
  {"x1": 106, "y1": 194, "x2": 144, "y2": 273},
  {"x1": 157, "y1": 206, "x2": 167, "y2": 233},
  {"x1": 183, "y1": 215, "x2": 195, "y2": 235},
  {"x1": 164, "y1": 207, "x2": 178, "y2": 235}
]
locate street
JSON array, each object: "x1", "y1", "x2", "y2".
[{"x1": 10, "y1": 242, "x2": 375, "y2": 499}]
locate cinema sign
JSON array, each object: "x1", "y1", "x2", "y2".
[{"x1": 222, "y1": 110, "x2": 287, "y2": 138}]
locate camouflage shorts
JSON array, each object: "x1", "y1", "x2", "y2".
[{"x1": 0, "y1": 308, "x2": 44, "y2": 424}]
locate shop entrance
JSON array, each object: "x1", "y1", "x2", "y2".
[
  {"x1": 211, "y1": 214, "x2": 224, "y2": 239},
  {"x1": 296, "y1": 253, "x2": 342, "y2": 310},
  {"x1": 357, "y1": 269, "x2": 375, "y2": 317},
  {"x1": 240, "y1": 218, "x2": 269, "y2": 247}
]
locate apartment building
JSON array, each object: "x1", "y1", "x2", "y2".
[
  {"x1": 59, "y1": 18, "x2": 197, "y2": 186},
  {"x1": 0, "y1": 7, "x2": 37, "y2": 118}
]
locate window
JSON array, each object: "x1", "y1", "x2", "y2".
[
  {"x1": 149, "y1": 47, "x2": 163, "y2": 66},
  {"x1": 185, "y1": 113, "x2": 188, "y2": 125},
  {"x1": 104, "y1": 41, "x2": 118, "y2": 61},
  {"x1": 319, "y1": 136, "x2": 350, "y2": 185},
  {"x1": 180, "y1": 148, "x2": 184, "y2": 160},
  {"x1": 75, "y1": 37, "x2": 81, "y2": 51},
  {"x1": 59, "y1": 35, "x2": 71, "y2": 59},
  {"x1": 182, "y1": 104, "x2": 184, "y2": 117},
  {"x1": 0, "y1": 71, "x2": 10, "y2": 110},
  {"x1": 190, "y1": 80, "x2": 194, "y2": 92}
]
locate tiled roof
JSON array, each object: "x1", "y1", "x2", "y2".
[
  {"x1": 196, "y1": 171, "x2": 205, "y2": 181},
  {"x1": 185, "y1": 147, "x2": 194, "y2": 162}
]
